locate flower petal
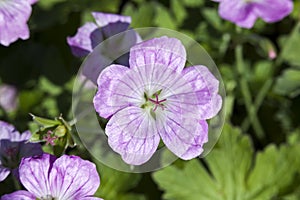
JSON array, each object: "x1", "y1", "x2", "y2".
[
  {"x1": 106, "y1": 106, "x2": 160, "y2": 165},
  {"x1": 93, "y1": 64, "x2": 132, "y2": 118},
  {"x1": 49, "y1": 155, "x2": 100, "y2": 199},
  {"x1": 254, "y1": 0, "x2": 293, "y2": 23},
  {"x1": 158, "y1": 112, "x2": 208, "y2": 160},
  {"x1": 92, "y1": 12, "x2": 131, "y2": 27},
  {"x1": 0, "y1": 166, "x2": 10, "y2": 182},
  {"x1": 19, "y1": 154, "x2": 55, "y2": 198},
  {"x1": 182, "y1": 65, "x2": 222, "y2": 119},
  {"x1": 19, "y1": 141, "x2": 42, "y2": 158},
  {"x1": 0, "y1": 0, "x2": 32, "y2": 46},
  {"x1": 67, "y1": 22, "x2": 99, "y2": 57},
  {"x1": 27, "y1": 0, "x2": 38, "y2": 5},
  {"x1": 1, "y1": 190, "x2": 36, "y2": 200},
  {"x1": 0, "y1": 122, "x2": 19, "y2": 140},
  {"x1": 218, "y1": 0, "x2": 257, "y2": 28},
  {"x1": 129, "y1": 37, "x2": 186, "y2": 72},
  {"x1": 0, "y1": 84, "x2": 18, "y2": 112}
]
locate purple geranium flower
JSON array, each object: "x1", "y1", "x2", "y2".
[
  {"x1": 213, "y1": 0, "x2": 293, "y2": 28},
  {"x1": 93, "y1": 37, "x2": 222, "y2": 165},
  {"x1": 2, "y1": 153, "x2": 103, "y2": 200},
  {"x1": 0, "y1": 84, "x2": 18, "y2": 112},
  {"x1": 0, "y1": 121, "x2": 42, "y2": 182},
  {"x1": 67, "y1": 12, "x2": 141, "y2": 84},
  {"x1": 0, "y1": 0, "x2": 38, "y2": 46}
]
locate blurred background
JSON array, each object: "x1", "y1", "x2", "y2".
[{"x1": 0, "y1": 0, "x2": 300, "y2": 199}]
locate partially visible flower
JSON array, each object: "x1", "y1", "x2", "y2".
[
  {"x1": 2, "y1": 153, "x2": 103, "y2": 200},
  {"x1": 67, "y1": 12, "x2": 141, "y2": 84},
  {"x1": 0, "y1": 121, "x2": 42, "y2": 182},
  {"x1": 0, "y1": 0, "x2": 38, "y2": 46},
  {"x1": 213, "y1": 0, "x2": 293, "y2": 28},
  {"x1": 93, "y1": 37, "x2": 222, "y2": 165},
  {"x1": 0, "y1": 84, "x2": 18, "y2": 112}
]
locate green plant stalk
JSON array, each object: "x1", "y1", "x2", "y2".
[
  {"x1": 235, "y1": 44, "x2": 265, "y2": 139},
  {"x1": 240, "y1": 22, "x2": 300, "y2": 131}
]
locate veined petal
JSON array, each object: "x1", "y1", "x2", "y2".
[
  {"x1": 0, "y1": 0, "x2": 32, "y2": 46},
  {"x1": 158, "y1": 112, "x2": 208, "y2": 160},
  {"x1": 92, "y1": 12, "x2": 131, "y2": 27},
  {"x1": 67, "y1": 22, "x2": 99, "y2": 57},
  {"x1": 1, "y1": 190, "x2": 36, "y2": 200},
  {"x1": 19, "y1": 154, "x2": 55, "y2": 198},
  {"x1": 129, "y1": 37, "x2": 186, "y2": 72},
  {"x1": 254, "y1": 0, "x2": 293, "y2": 23},
  {"x1": 93, "y1": 64, "x2": 132, "y2": 118},
  {"x1": 49, "y1": 155, "x2": 100, "y2": 200},
  {"x1": 0, "y1": 166, "x2": 10, "y2": 182},
  {"x1": 182, "y1": 65, "x2": 222, "y2": 119},
  {"x1": 106, "y1": 106, "x2": 160, "y2": 165}
]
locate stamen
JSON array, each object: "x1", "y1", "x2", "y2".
[
  {"x1": 148, "y1": 93, "x2": 167, "y2": 112},
  {"x1": 43, "y1": 131, "x2": 58, "y2": 146}
]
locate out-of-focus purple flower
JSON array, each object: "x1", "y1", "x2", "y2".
[
  {"x1": 67, "y1": 12, "x2": 141, "y2": 84},
  {"x1": 0, "y1": 0, "x2": 38, "y2": 46},
  {"x1": 0, "y1": 121, "x2": 42, "y2": 182},
  {"x1": 93, "y1": 37, "x2": 222, "y2": 165},
  {"x1": 0, "y1": 84, "x2": 18, "y2": 112},
  {"x1": 213, "y1": 0, "x2": 293, "y2": 28},
  {"x1": 2, "y1": 153, "x2": 103, "y2": 200},
  {"x1": 67, "y1": 12, "x2": 135, "y2": 57}
]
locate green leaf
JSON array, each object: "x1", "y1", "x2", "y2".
[
  {"x1": 280, "y1": 23, "x2": 300, "y2": 68},
  {"x1": 273, "y1": 69, "x2": 300, "y2": 97},
  {"x1": 181, "y1": 0, "x2": 204, "y2": 7},
  {"x1": 30, "y1": 113, "x2": 61, "y2": 128},
  {"x1": 202, "y1": 8, "x2": 223, "y2": 31},
  {"x1": 19, "y1": 90, "x2": 43, "y2": 114},
  {"x1": 123, "y1": 3, "x2": 155, "y2": 27},
  {"x1": 38, "y1": 0, "x2": 66, "y2": 9},
  {"x1": 38, "y1": 77, "x2": 62, "y2": 96},
  {"x1": 171, "y1": 0, "x2": 187, "y2": 26},
  {"x1": 154, "y1": 5, "x2": 177, "y2": 29},
  {"x1": 153, "y1": 124, "x2": 300, "y2": 200},
  {"x1": 94, "y1": 162, "x2": 145, "y2": 200}
]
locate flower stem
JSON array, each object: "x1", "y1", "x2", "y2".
[
  {"x1": 12, "y1": 175, "x2": 21, "y2": 190},
  {"x1": 240, "y1": 22, "x2": 300, "y2": 132},
  {"x1": 235, "y1": 44, "x2": 265, "y2": 139}
]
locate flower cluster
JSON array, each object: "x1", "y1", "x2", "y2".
[{"x1": 93, "y1": 36, "x2": 222, "y2": 165}]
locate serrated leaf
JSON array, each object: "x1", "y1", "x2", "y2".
[{"x1": 153, "y1": 124, "x2": 300, "y2": 200}]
